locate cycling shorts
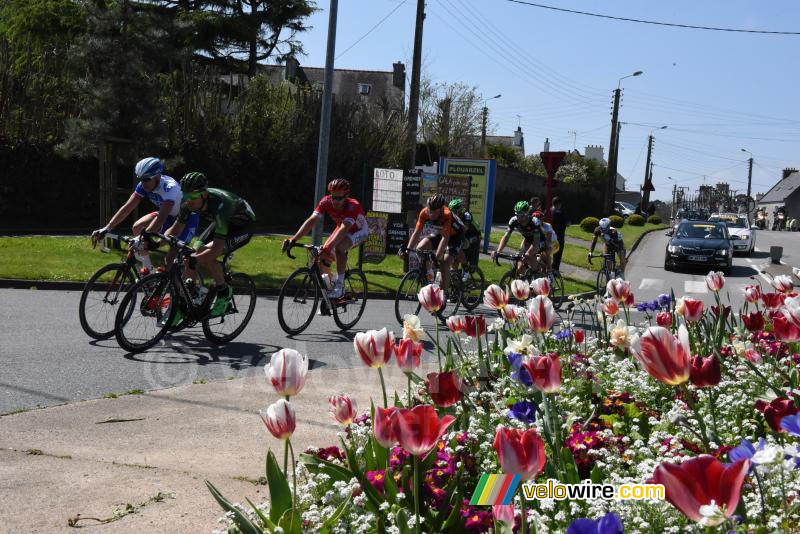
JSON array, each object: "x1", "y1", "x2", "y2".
[{"x1": 156, "y1": 212, "x2": 200, "y2": 243}]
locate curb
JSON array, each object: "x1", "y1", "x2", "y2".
[{"x1": 629, "y1": 225, "x2": 669, "y2": 256}]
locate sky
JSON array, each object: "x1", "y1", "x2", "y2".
[{"x1": 293, "y1": 0, "x2": 800, "y2": 201}]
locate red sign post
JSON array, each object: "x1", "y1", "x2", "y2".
[{"x1": 540, "y1": 151, "x2": 566, "y2": 222}]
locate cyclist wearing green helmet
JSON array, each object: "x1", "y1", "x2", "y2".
[
  {"x1": 448, "y1": 198, "x2": 481, "y2": 269},
  {"x1": 165, "y1": 172, "x2": 256, "y2": 317},
  {"x1": 491, "y1": 200, "x2": 551, "y2": 273}
]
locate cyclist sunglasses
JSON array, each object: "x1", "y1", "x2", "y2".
[{"x1": 183, "y1": 191, "x2": 204, "y2": 201}]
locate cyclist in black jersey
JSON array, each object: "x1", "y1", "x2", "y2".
[
  {"x1": 588, "y1": 217, "x2": 627, "y2": 276},
  {"x1": 491, "y1": 200, "x2": 551, "y2": 273},
  {"x1": 448, "y1": 198, "x2": 481, "y2": 271}
]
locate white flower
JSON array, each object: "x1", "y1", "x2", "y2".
[
  {"x1": 698, "y1": 500, "x2": 726, "y2": 527},
  {"x1": 753, "y1": 444, "x2": 782, "y2": 465},
  {"x1": 504, "y1": 334, "x2": 538, "y2": 355},
  {"x1": 402, "y1": 314, "x2": 424, "y2": 342}
]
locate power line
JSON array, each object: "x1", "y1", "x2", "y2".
[
  {"x1": 502, "y1": 0, "x2": 800, "y2": 35},
  {"x1": 336, "y1": 0, "x2": 408, "y2": 60}
]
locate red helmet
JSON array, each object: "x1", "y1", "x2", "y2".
[
  {"x1": 532, "y1": 210, "x2": 544, "y2": 218},
  {"x1": 327, "y1": 178, "x2": 350, "y2": 195}
]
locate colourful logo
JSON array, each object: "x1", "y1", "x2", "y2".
[{"x1": 469, "y1": 474, "x2": 521, "y2": 506}]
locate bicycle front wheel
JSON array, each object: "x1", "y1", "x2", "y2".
[
  {"x1": 203, "y1": 272, "x2": 257, "y2": 343},
  {"x1": 596, "y1": 269, "x2": 611, "y2": 296},
  {"x1": 551, "y1": 271, "x2": 566, "y2": 309},
  {"x1": 499, "y1": 269, "x2": 516, "y2": 293},
  {"x1": 79, "y1": 263, "x2": 135, "y2": 340},
  {"x1": 277, "y1": 268, "x2": 319, "y2": 335},
  {"x1": 115, "y1": 272, "x2": 175, "y2": 353},
  {"x1": 395, "y1": 271, "x2": 424, "y2": 324},
  {"x1": 333, "y1": 269, "x2": 368, "y2": 330},
  {"x1": 461, "y1": 267, "x2": 486, "y2": 311}
]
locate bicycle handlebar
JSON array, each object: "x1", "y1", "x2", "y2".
[
  {"x1": 284, "y1": 241, "x2": 322, "y2": 261},
  {"x1": 492, "y1": 251, "x2": 524, "y2": 266},
  {"x1": 140, "y1": 230, "x2": 196, "y2": 255}
]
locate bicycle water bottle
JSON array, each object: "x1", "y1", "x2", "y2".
[
  {"x1": 322, "y1": 273, "x2": 333, "y2": 290},
  {"x1": 194, "y1": 285, "x2": 209, "y2": 306},
  {"x1": 185, "y1": 278, "x2": 198, "y2": 299},
  {"x1": 434, "y1": 271, "x2": 442, "y2": 285},
  {"x1": 427, "y1": 268, "x2": 435, "y2": 283}
]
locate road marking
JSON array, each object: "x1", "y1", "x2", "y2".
[
  {"x1": 685, "y1": 281, "x2": 709, "y2": 294},
  {"x1": 639, "y1": 278, "x2": 665, "y2": 291}
]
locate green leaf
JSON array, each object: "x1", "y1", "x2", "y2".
[
  {"x1": 339, "y1": 436, "x2": 384, "y2": 514},
  {"x1": 441, "y1": 487, "x2": 464, "y2": 530},
  {"x1": 299, "y1": 453, "x2": 353, "y2": 483},
  {"x1": 245, "y1": 497, "x2": 277, "y2": 530},
  {"x1": 364, "y1": 437, "x2": 377, "y2": 472},
  {"x1": 409, "y1": 371, "x2": 425, "y2": 384},
  {"x1": 560, "y1": 447, "x2": 580, "y2": 485},
  {"x1": 590, "y1": 464, "x2": 604, "y2": 484},
  {"x1": 395, "y1": 508, "x2": 415, "y2": 534},
  {"x1": 278, "y1": 508, "x2": 302, "y2": 534},
  {"x1": 205, "y1": 480, "x2": 263, "y2": 534},
  {"x1": 266, "y1": 450, "x2": 292, "y2": 524},
  {"x1": 371, "y1": 435, "x2": 388, "y2": 470},
  {"x1": 318, "y1": 494, "x2": 353, "y2": 534}
]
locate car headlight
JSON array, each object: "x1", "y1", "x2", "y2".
[
  {"x1": 667, "y1": 245, "x2": 681, "y2": 253},
  {"x1": 718, "y1": 248, "x2": 729, "y2": 256}
]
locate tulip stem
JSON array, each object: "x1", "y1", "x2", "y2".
[
  {"x1": 283, "y1": 440, "x2": 289, "y2": 475},
  {"x1": 407, "y1": 373, "x2": 413, "y2": 408},
  {"x1": 520, "y1": 496, "x2": 528, "y2": 534},
  {"x1": 435, "y1": 315, "x2": 443, "y2": 372},
  {"x1": 378, "y1": 368, "x2": 389, "y2": 408},
  {"x1": 288, "y1": 438, "x2": 297, "y2": 532},
  {"x1": 413, "y1": 455, "x2": 421, "y2": 534},
  {"x1": 681, "y1": 385, "x2": 711, "y2": 452}
]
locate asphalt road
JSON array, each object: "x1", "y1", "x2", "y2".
[{"x1": 2, "y1": 228, "x2": 797, "y2": 414}]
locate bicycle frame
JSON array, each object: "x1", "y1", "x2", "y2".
[{"x1": 287, "y1": 243, "x2": 339, "y2": 310}]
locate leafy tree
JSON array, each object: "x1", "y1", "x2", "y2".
[
  {"x1": 487, "y1": 142, "x2": 521, "y2": 167},
  {"x1": 419, "y1": 79, "x2": 482, "y2": 157}
]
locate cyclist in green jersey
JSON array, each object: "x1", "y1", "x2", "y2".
[{"x1": 165, "y1": 172, "x2": 256, "y2": 317}]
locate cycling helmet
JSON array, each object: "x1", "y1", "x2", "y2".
[
  {"x1": 514, "y1": 200, "x2": 530, "y2": 214},
  {"x1": 327, "y1": 178, "x2": 350, "y2": 195},
  {"x1": 134, "y1": 157, "x2": 163, "y2": 181},
  {"x1": 598, "y1": 217, "x2": 611, "y2": 230},
  {"x1": 532, "y1": 210, "x2": 544, "y2": 219},
  {"x1": 427, "y1": 194, "x2": 446, "y2": 209},
  {"x1": 180, "y1": 171, "x2": 208, "y2": 192},
  {"x1": 448, "y1": 198, "x2": 465, "y2": 212}
]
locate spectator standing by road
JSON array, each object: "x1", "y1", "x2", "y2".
[{"x1": 551, "y1": 196, "x2": 567, "y2": 271}]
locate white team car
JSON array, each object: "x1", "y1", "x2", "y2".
[{"x1": 708, "y1": 213, "x2": 756, "y2": 256}]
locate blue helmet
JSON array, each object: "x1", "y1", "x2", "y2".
[{"x1": 134, "y1": 157, "x2": 163, "y2": 181}]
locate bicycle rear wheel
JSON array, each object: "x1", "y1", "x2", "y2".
[
  {"x1": 115, "y1": 272, "x2": 175, "y2": 352},
  {"x1": 277, "y1": 267, "x2": 319, "y2": 335},
  {"x1": 203, "y1": 272, "x2": 257, "y2": 343},
  {"x1": 395, "y1": 270, "x2": 424, "y2": 324},
  {"x1": 79, "y1": 263, "x2": 136, "y2": 340},
  {"x1": 333, "y1": 269, "x2": 368, "y2": 330},
  {"x1": 461, "y1": 266, "x2": 486, "y2": 311}
]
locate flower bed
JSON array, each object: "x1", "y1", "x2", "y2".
[{"x1": 210, "y1": 271, "x2": 800, "y2": 533}]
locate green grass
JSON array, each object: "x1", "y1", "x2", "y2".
[{"x1": 0, "y1": 235, "x2": 594, "y2": 296}]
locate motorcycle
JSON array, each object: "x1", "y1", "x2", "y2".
[
  {"x1": 772, "y1": 208, "x2": 786, "y2": 231},
  {"x1": 755, "y1": 209, "x2": 767, "y2": 230}
]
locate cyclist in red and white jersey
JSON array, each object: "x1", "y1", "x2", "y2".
[{"x1": 283, "y1": 179, "x2": 368, "y2": 298}]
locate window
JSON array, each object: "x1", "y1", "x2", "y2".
[{"x1": 357, "y1": 83, "x2": 372, "y2": 96}]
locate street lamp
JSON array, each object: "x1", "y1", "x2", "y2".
[
  {"x1": 607, "y1": 71, "x2": 643, "y2": 212},
  {"x1": 618, "y1": 70, "x2": 643, "y2": 89},
  {"x1": 741, "y1": 148, "x2": 754, "y2": 221},
  {"x1": 480, "y1": 94, "x2": 502, "y2": 157}
]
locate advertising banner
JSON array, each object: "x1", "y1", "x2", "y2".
[
  {"x1": 363, "y1": 211, "x2": 388, "y2": 263},
  {"x1": 372, "y1": 168, "x2": 403, "y2": 213},
  {"x1": 438, "y1": 158, "x2": 497, "y2": 252}
]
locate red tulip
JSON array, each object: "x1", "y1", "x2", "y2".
[
  {"x1": 425, "y1": 371, "x2": 464, "y2": 407},
  {"x1": 484, "y1": 284, "x2": 509, "y2": 310},
  {"x1": 630, "y1": 325, "x2": 691, "y2": 386},
  {"x1": 677, "y1": 297, "x2": 704, "y2": 322},
  {"x1": 762, "y1": 292, "x2": 786, "y2": 310},
  {"x1": 601, "y1": 298, "x2": 619, "y2": 317},
  {"x1": 529, "y1": 277, "x2": 551, "y2": 297},
  {"x1": 373, "y1": 406, "x2": 399, "y2": 448},
  {"x1": 574, "y1": 329, "x2": 585, "y2": 343},
  {"x1": 510, "y1": 279, "x2": 530, "y2": 300},
  {"x1": 418, "y1": 284, "x2": 444, "y2": 313},
  {"x1": 394, "y1": 405, "x2": 456, "y2": 458},
  {"x1": 772, "y1": 274, "x2": 794, "y2": 294},
  {"x1": 705, "y1": 271, "x2": 725, "y2": 292},
  {"x1": 493, "y1": 427, "x2": 546, "y2": 481},
  {"x1": 624, "y1": 292, "x2": 635, "y2": 307},
  {"x1": 741, "y1": 312, "x2": 764, "y2": 332},
  {"x1": 394, "y1": 338, "x2": 423, "y2": 373},
  {"x1": 755, "y1": 398, "x2": 799, "y2": 432},
  {"x1": 772, "y1": 315, "x2": 800, "y2": 341},
  {"x1": 650, "y1": 455, "x2": 750, "y2": 526},
  {"x1": 690, "y1": 355, "x2": 721, "y2": 388},
  {"x1": 783, "y1": 296, "x2": 800, "y2": 328},
  {"x1": 656, "y1": 311, "x2": 673, "y2": 327},
  {"x1": 446, "y1": 315, "x2": 466, "y2": 334},
  {"x1": 520, "y1": 353, "x2": 562, "y2": 393},
  {"x1": 464, "y1": 315, "x2": 486, "y2": 338},
  {"x1": 329, "y1": 394, "x2": 358, "y2": 426},
  {"x1": 354, "y1": 328, "x2": 394, "y2": 368},
  {"x1": 260, "y1": 399, "x2": 296, "y2": 441},
  {"x1": 743, "y1": 284, "x2": 762, "y2": 304},
  {"x1": 527, "y1": 295, "x2": 555, "y2": 333},
  {"x1": 606, "y1": 278, "x2": 632, "y2": 303}
]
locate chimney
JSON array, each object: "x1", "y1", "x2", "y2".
[
  {"x1": 783, "y1": 168, "x2": 798, "y2": 180},
  {"x1": 392, "y1": 62, "x2": 406, "y2": 91},
  {"x1": 543, "y1": 138, "x2": 550, "y2": 152},
  {"x1": 514, "y1": 126, "x2": 523, "y2": 147}
]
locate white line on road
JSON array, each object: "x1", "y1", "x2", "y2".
[
  {"x1": 685, "y1": 281, "x2": 709, "y2": 294},
  {"x1": 639, "y1": 278, "x2": 665, "y2": 291}
]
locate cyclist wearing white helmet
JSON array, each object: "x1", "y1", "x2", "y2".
[
  {"x1": 91, "y1": 157, "x2": 199, "y2": 272},
  {"x1": 588, "y1": 217, "x2": 627, "y2": 275}
]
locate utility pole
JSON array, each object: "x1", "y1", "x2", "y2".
[
  {"x1": 440, "y1": 97, "x2": 452, "y2": 157},
  {"x1": 605, "y1": 88, "x2": 621, "y2": 214},
  {"x1": 405, "y1": 0, "x2": 425, "y2": 170},
  {"x1": 642, "y1": 134, "x2": 654, "y2": 209},
  {"x1": 312, "y1": 0, "x2": 338, "y2": 245},
  {"x1": 746, "y1": 157, "x2": 754, "y2": 220},
  {"x1": 671, "y1": 183, "x2": 676, "y2": 220},
  {"x1": 480, "y1": 106, "x2": 488, "y2": 158}
]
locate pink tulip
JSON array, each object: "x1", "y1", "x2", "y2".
[
  {"x1": 260, "y1": 399, "x2": 296, "y2": 441},
  {"x1": 676, "y1": 297, "x2": 704, "y2": 322},
  {"x1": 705, "y1": 271, "x2": 725, "y2": 292},
  {"x1": 393, "y1": 338, "x2": 423, "y2": 373},
  {"x1": 418, "y1": 284, "x2": 444, "y2": 313},
  {"x1": 373, "y1": 406, "x2": 399, "y2": 448},
  {"x1": 484, "y1": 284, "x2": 509, "y2": 309},
  {"x1": 265, "y1": 348, "x2": 308, "y2": 397},
  {"x1": 493, "y1": 427, "x2": 546, "y2": 481},
  {"x1": 329, "y1": 394, "x2": 358, "y2": 426},
  {"x1": 631, "y1": 325, "x2": 691, "y2": 386},
  {"x1": 354, "y1": 328, "x2": 394, "y2": 369},
  {"x1": 394, "y1": 405, "x2": 456, "y2": 458},
  {"x1": 656, "y1": 311, "x2": 673, "y2": 327},
  {"x1": 492, "y1": 504, "x2": 515, "y2": 525},
  {"x1": 772, "y1": 315, "x2": 800, "y2": 342},
  {"x1": 529, "y1": 277, "x2": 551, "y2": 297},
  {"x1": 527, "y1": 295, "x2": 555, "y2": 333},
  {"x1": 783, "y1": 296, "x2": 800, "y2": 329},
  {"x1": 601, "y1": 298, "x2": 619, "y2": 317},
  {"x1": 606, "y1": 278, "x2": 632, "y2": 303},
  {"x1": 520, "y1": 353, "x2": 562, "y2": 393},
  {"x1": 502, "y1": 305, "x2": 524, "y2": 322},
  {"x1": 446, "y1": 315, "x2": 466, "y2": 334},
  {"x1": 772, "y1": 274, "x2": 794, "y2": 294},
  {"x1": 690, "y1": 355, "x2": 721, "y2": 388},
  {"x1": 510, "y1": 279, "x2": 530, "y2": 300},
  {"x1": 743, "y1": 284, "x2": 762, "y2": 304}
]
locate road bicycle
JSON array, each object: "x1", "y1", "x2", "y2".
[
  {"x1": 393, "y1": 249, "x2": 485, "y2": 324},
  {"x1": 494, "y1": 251, "x2": 565, "y2": 309},
  {"x1": 278, "y1": 243, "x2": 368, "y2": 335},
  {"x1": 80, "y1": 233, "x2": 145, "y2": 340},
  {"x1": 589, "y1": 252, "x2": 622, "y2": 295},
  {"x1": 114, "y1": 232, "x2": 256, "y2": 352}
]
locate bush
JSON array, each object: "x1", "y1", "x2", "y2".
[
  {"x1": 627, "y1": 214, "x2": 646, "y2": 226},
  {"x1": 609, "y1": 215, "x2": 624, "y2": 228},
  {"x1": 580, "y1": 217, "x2": 599, "y2": 233},
  {"x1": 647, "y1": 214, "x2": 662, "y2": 224}
]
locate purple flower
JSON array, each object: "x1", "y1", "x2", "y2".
[
  {"x1": 509, "y1": 400, "x2": 537, "y2": 424},
  {"x1": 728, "y1": 439, "x2": 756, "y2": 463},
  {"x1": 658, "y1": 293, "x2": 672, "y2": 307},
  {"x1": 508, "y1": 352, "x2": 533, "y2": 386},
  {"x1": 556, "y1": 329, "x2": 573, "y2": 341},
  {"x1": 567, "y1": 512, "x2": 623, "y2": 534},
  {"x1": 635, "y1": 302, "x2": 648, "y2": 312},
  {"x1": 781, "y1": 413, "x2": 800, "y2": 437},
  {"x1": 506, "y1": 352, "x2": 522, "y2": 367}
]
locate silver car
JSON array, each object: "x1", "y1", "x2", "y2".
[{"x1": 708, "y1": 213, "x2": 756, "y2": 256}]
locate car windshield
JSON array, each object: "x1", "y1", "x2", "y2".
[
  {"x1": 678, "y1": 210, "x2": 702, "y2": 220},
  {"x1": 620, "y1": 202, "x2": 635, "y2": 211},
  {"x1": 676, "y1": 223, "x2": 727, "y2": 239}
]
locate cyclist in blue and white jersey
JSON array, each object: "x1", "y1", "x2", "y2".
[{"x1": 91, "y1": 157, "x2": 200, "y2": 272}]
